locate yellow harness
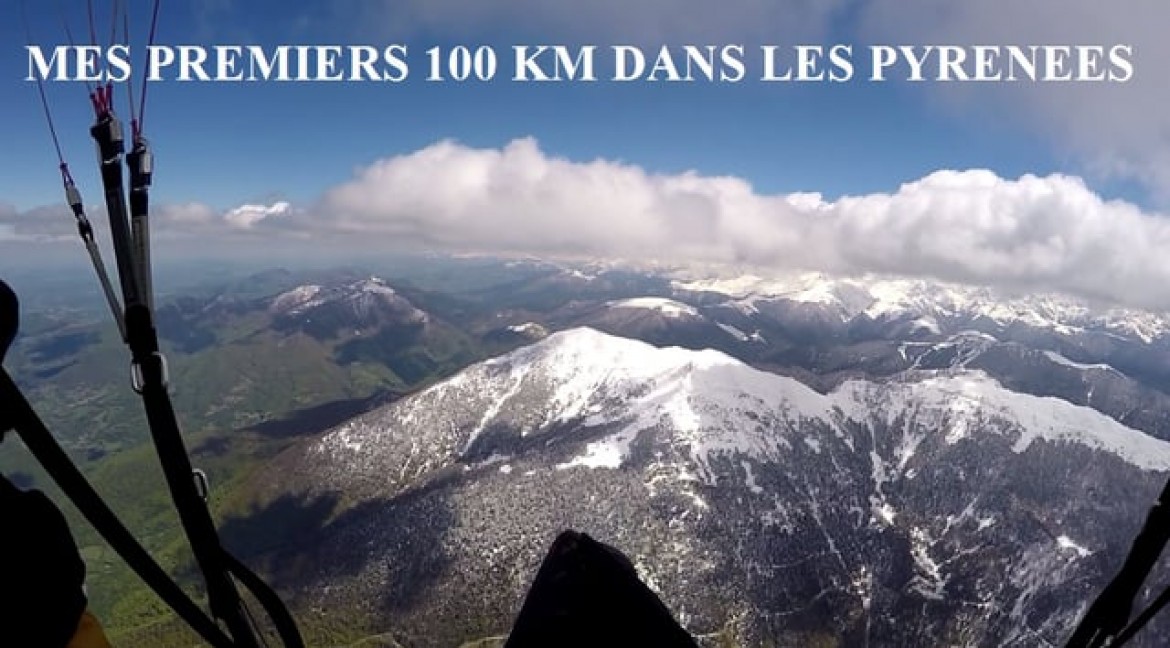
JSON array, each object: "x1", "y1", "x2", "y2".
[{"x1": 66, "y1": 610, "x2": 111, "y2": 648}]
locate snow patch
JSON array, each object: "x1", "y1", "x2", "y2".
[
  {"x1": 608, "y1": 297, "x2": 701, "y2": 319},
  {"x1": 716, "y1": 322, "x2": 748, "y2": 341},
  {"x1": 873, "y1": 502, "x2": 896, "y2": 526},
  {"x1": 741, "y1": 460, "x2": 764, "y2": 494},
  {"x1": 565, "y1": 268, "x2": 597, "y2": 281},
  {"x1": 1056, "y1": 535, "x2": 1092, "y2": 558},
  {"x1": 556, "y1": 437, "x2": 628, "y2": 470},
  {"x1": 356, "y1": 276, "x2": 396, "y2": 296},
  {"x1": 271, "y1": 284, "x2": 323, "y2": 313},
  {"x1": 1042, "y1": 350, "x2": 1121, "y2": 375},
  {"x1": 507, "y1": 322, "x2": 548, "y2": 338},
  {"x1": 911, "y1": 316, "x2": 940, "y2": 334},
  {"x1": 909, "y1": 527, "x2": 948, "y2": 600}
]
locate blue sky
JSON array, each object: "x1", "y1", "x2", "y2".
[
  {"x1": 3, "y1": 0, "x2": 1095, "y2": 210},
  {"x1": 5, "y1": 1, "x2": 1170, "y2": 310}
]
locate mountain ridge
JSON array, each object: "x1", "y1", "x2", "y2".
[
  {"x1": 672, "y1": 271, "x2": 1170, "y2": 344},
  {"x1": 231, "y1": 326, "x2": 1170, "y2": 647}
]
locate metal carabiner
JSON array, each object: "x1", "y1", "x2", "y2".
[{"x1": 131, "y1": 351, "x2": 169, "y2": 394}]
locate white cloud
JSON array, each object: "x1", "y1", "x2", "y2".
[
  {"x1": 223, "y1": 201, "x2": 292, "y2": 229},
  {"x1": 0, "y1": 198, "x2": 294, "y2": 246},
  {"x1": 9, "y1": 139, "x2": 1170, "y2": 310},
  {"x1": 0, "y1": 203, "x2": 77, "y2": 243},
  {"x1": 317, "y1": 138, "x2": 1170, "y2": 309}
]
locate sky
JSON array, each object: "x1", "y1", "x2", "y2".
[{"x1": 3, "y1": 1, "x2": 1170, "y2": 309}]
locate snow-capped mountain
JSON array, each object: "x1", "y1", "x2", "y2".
[
  {"x1": 533, "y1": 295, "x2": 743, "y2": 356},
  {"x1": 269, "y1": 276, "x2": 428, "y2": 338},
  {"x1": 634, "y1": 271, "x2": 1170, "y2": 441},
  {"x1": 672, "y1": 271, "x2": 1170, "y2": 344},
  {"x1": 237, "y1": 328, "x2": 1170, "y2": 647}
]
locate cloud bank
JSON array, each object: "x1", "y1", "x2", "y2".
[
  {"x1": 6, "y1": 138, "x2": 1170, "y2": 310},
  {"x1": 314, "y1": 139, "x2": 1170, "y2": 309}
]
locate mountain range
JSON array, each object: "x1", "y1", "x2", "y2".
[
  {"x1": 219, "y1": 325, "x2": 1169, "y2": 646},
  {"x1": 7, "y1": 259, "x2": 1170, "y2": 646}
]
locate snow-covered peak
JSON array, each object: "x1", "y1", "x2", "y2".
[
  {"x1": 672, "y1": 272, "x2": 1170, "y2": 342},
  {"x1": 833, "y1": 372, "x2": 1170, "y2": 471},
  {"x1": 268, "y1": 276, "x2": 424, "y2": 322},
  {"x1": 270, "y1": 284, "x2": 323, "y2": 313},
  {"x1": 496, "y1": 327, "x2": 734, "y2": 382},
  {"x1": 607, "y1": 297, "x2": 702, "y2": 320},
  {"x1": 401, "y1": 328, "x2": 1170, "y2": 476},
  {"x1": 354, "y1": 276, "x2": 397, "y2": 297}
]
